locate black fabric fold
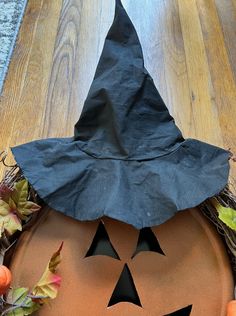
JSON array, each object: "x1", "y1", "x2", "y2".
[
  {"x1": 74, "y1": 0, "x2": 184, "y2": 160},
  {"x1": 12, "y1": 138, "x2": 229, "y2": 229}
]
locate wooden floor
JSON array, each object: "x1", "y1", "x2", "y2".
[{"x1": 0, "y1": 0, "x2": 236, "y2": 189}]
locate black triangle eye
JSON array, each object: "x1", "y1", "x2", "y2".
[
  {"x1": 164, "y1": 305, "x2": 192, "y2": 315},
  {"x1": 85, "y1": 222, "x2": 120, "y2": 260},
  {"x1": 132, "y1": 227, "x2": 165, "y2": 258},
  {"x1": 108, "y1": 264, "x2": 142, "y2": 307}
]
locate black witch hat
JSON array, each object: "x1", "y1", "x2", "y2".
[{"x1": 12, "y1": 0, "x2": 230, "y2": 229}]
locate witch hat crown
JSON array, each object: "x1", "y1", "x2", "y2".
[
  {"x1": 12, "y1": 0, "x2": 230, "y2": 228},
  {"x1": 75, "y1": 0, "x2": 183, "y2": 160}
]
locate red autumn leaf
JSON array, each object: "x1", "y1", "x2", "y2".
[{"x1": 0, "y1": 184, "x2": 13, "y2": 202}]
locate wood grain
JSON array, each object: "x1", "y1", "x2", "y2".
[
  {"x1": 42, "y1": 0, "x2": 120, "y2": 138},
  {"x1": 197, "y1": 0, "x2": 236, "y2": 187},
  {"x1": 0, "y1": 0, "x2": 235, "y2": 187},
  {"x1": 215, "y1": 0, "x2": 236, "y2": 82},
  {"x1": 11, "y1": 0, "x2": 63, "y2": 143},
  {"x1": 0, "y1": 0, "x2": 45, "y2": 174},
  {"x1": 158, "y1": 0, "x2": 194, "y2": 137},
  {"x1": 178, "y1": 0, "x2": 223, "y2": 146},
  {"x1": 0, "y1": 0, "x2": 62, "y2": 176}
]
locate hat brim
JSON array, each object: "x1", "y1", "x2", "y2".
[{"x1": 12, "y1": 137, "x2": 229, "y2": 229}]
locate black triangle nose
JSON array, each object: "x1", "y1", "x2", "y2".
[{"x1": 108, "y1": 264, "x2": 142, "y2": 307}]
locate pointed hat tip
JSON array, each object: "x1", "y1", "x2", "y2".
[
  {"x1": 115, "y1": 0, "x2": 125, "y2": 12},
  {"x1": 116, "y1": 0, "x2": 123, "y2": 6}
]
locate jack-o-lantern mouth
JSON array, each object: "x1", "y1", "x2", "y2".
[
  {"x1": 85, "y1": 221, "x2": 193, "y2": 315},
  {"x1": 164, "y1": 305, "x2": 192, "y2": 315}
]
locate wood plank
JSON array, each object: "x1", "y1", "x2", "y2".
[
  {"x1": 0, "y1": 0, "x2": 44, "y2": 174},
  {"x1": 215, "y1": 0, "x2": 236, "y2": 82},
  {"x1": 41, "y1": 0, "x2": 83, "y2": 138},
  {"x1": 197, "y1": 0, "x2": 236, "y2": 187},
  {"x1": 0, "y1": 0, "x2": 62, "y2": 176},
  {"x1": 11, "y1": 0, "x2": 63, "y2": 144},
  {"x1": 178, "y1": 0, "x2": 223, "y2": 147},
  {"x1": 123, "y1": 0, "x2": 170, "y2": 109},
  {"x1": 125, "y1": 0, "x2": 204, "y2": 140},
  {"x1": 42, "y1": 0, "x2": 119, "y2": 138},
  {"x1": 160, "y1": 0, "x2": 193, "y2": 138}
]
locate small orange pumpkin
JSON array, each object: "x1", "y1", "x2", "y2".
[
  {"x1": 0, "y1": 265, "x2": 12, "y2": 295},
  {"x1": 227, "y1": 300, "x2": 236, "y2": 316}
]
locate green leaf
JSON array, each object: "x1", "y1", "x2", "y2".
[
  {"x1": 12, "y1": 180, "x2": 41, "y2": 217},
  {"x1": 6, "y1": 308, "x2": 25, "y2": 316},
  {"x1": 18, "y1": 200, "x2": 41, "y2": 217},
  {"x1": 8, "y1": 198, "x2": 17, "y2": 212},
  {"x1": 211, "y1": 198, "x2": 236, "y2": 230},
  {"x1": 0, "y1": 199, "x2": 22, "y2": 236},
  {"x1": 12, "y1": 180, "x2": 28, "y2": 206},
  {"x1": 7, "y1": 288, "x2": 28, "y2": 305},
  {"x1": 32, "y1": 242, "x2": 63, "y2": 304},
  {"x1": 0, "y1": 213, "x2": 22, "y2": 236},
  {"x1": 0, "y1": 199, "x2": 10, "y2": 216},
  {"x1": 6, "y1": 288, "x2": 40, "y2": 316},
  {"x1": 48, "y1": 242, "x2": 63, "y2": 273}
]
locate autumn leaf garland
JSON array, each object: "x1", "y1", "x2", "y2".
[
  {"x1": 0, "y1": 177, "x2": 63, "y2": 315},
  {"x1": 0, "y1": 180, "x2": 40, "y2": 237},
  {"x1": 2, "y1": 243, "x2": 63, "y2": 316}
]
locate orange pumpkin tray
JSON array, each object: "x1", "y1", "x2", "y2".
[{"x1": 10, "y1": 207, "x2": 234, "y2": 316}]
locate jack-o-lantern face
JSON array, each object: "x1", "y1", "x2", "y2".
[
  {"x1": 10, "y1": 207, "x2": 233, "y2": 315},
  {"x1": 84, "y1": 221, "x2": 191, "y2": 315}
]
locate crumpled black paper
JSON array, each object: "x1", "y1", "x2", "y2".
[{"x1": 12, "y1": 0, "x2": 230, "y2": 229}]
